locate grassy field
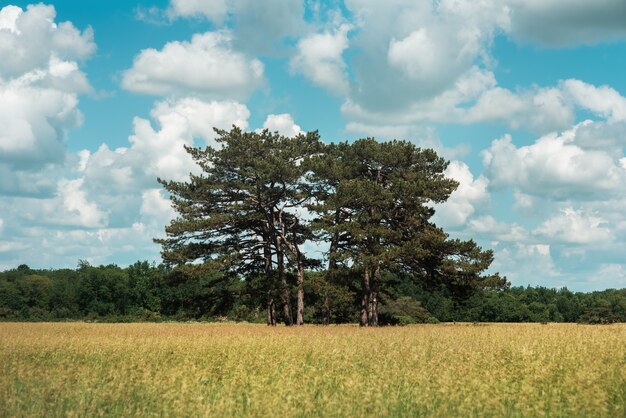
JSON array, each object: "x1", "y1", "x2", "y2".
[{"x1": 0, "y1": 323, "x2": 624, "y2": 417}]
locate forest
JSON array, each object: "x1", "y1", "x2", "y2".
[
  {"x1": 0, "y1": 261, "x2": 624, "y2": 324},
  {"x1": 2, "y1": 128, "x2": 624, "y2": 325}
]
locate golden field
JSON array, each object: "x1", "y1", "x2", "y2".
[{"x1": 0, "y1": 323, "x2": 624, "y2": 417}]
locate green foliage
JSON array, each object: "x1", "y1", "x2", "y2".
[
  {"x1": 379, "y1": 296, "x2": 434, "y2": 325},
  {"x1": 0, "y1": 263, "x2": 624, "y2": 323}
]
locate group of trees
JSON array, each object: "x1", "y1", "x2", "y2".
[
  {"x1": 2, "y1": 128, "x2": 623, "y2": 325},
  {"x1": 0, "y1": 262, "x2": 624, "y2": 324},
  {"x1": 156, "y1": 128, "x2": 505, "y2": 326}
]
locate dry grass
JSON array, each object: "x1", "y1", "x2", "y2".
[{"x1": 0, "y1": 322, "x2": 624, "y2": 417}]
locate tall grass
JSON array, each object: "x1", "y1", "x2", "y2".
[{"x1": 0, "y1": 323, "x2": 624, "y2": 417}]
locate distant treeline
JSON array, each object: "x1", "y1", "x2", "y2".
[{"x1": 0, "y1": 262, "x2": 624, "y2": 324}]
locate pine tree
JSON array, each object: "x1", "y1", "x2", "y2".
[{"x1": 156, "y1": 127, "x2": 321, "y2": 325}]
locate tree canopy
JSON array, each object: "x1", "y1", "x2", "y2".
[{"x1": 154, "y1": 127, "x2": 505, "y2": 326}]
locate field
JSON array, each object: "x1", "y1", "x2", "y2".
[{"x1": 0, "y1": 323, "x2": 624, "y2": 417}]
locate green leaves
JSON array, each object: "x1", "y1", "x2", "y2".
[{"x1": 156, "y1": 127, "x2": 504, "y2": 323}]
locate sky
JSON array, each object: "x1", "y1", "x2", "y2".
[{"x1": 1, "y1": 1, "x2": 626, "y2": 291}]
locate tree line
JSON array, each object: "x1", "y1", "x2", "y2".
[
  {"x1": 2, "y1": 128, "x2": 623, "y2": 325},
  {"x1": 0, "y1": 262, "x2": 624, "y2": 324},
  {"x1": 156, "y1": 127, "x2": 505, "y2": 326}
]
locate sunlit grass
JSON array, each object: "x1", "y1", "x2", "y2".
[{"x1": 0, "y1": 322, "x2": 624, "y2": 417}]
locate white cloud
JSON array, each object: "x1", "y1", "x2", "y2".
[
  {"x1": 469, "y1": 216, "x2": 528, "y2": 242},
  {"x1": 167, "y1": 0, "x2": 230, "y2": 22},
  {"x1": 261, "y1": 114, "x2": 303, "y2": 137},
  {"x1": 335, "y1": 1, "x2": 626, "y2": 134},
  {"x1": 507, "y1": 0, "x2": 626, "y2": 46},
  {"x1": 562, "y1": 79, "x2": 626, "y2": 122},
  {"x1": 0, "y1": 79, "x2": 83, "y2": 166},
  {"x1": 0, "y1": 4, "x2": 94, "y2": 79},
  {"x1": 167, "y1": 0, "x2": 305, "y2": 52},
  {"x1": 151, "y1": 98, "x2": 250, "y2": 146},
  {"x1": 14, "y1": 178, "x2": 108, "y2": 229},
  {"x1": 0, "y1": 3, "x2": 93, "y2": 197},
  {"x1": 342, "y1": 67, "x2": 497, "y2": 126},
  {"x1": 464, "y1": 86, "x2": 574, "y2": 133},
  {"x1": 592, "y1": 264, "x2": 626, "y2": 289},
  {"x1": 433, "y1": 161, "x2": 489, "y2": 228},
  {"x1": 490, "y1": 242, "x2": 560, "y2": 287},
  {"x1": 482, "y1": 129, "x2": 625, "y2": 200},
  {"x1": 140, "y1": 189, "x2": 176, "y2": 226},
  {"x1": 571, "y1": 120, "x2": 626, "y2": 151},
  {"x1": 82, "y1": 99, "x2": 248, "y2": 191},
  {"x1": 55, "y1": 178, "x2": 108, "y2": 228},
  {"x1": 535, "y1": 208, "x2": 612, "y2": 244},
  {"x1": 290, "y1": 23, "x2": 351, "y2": 94},
  {"x1": 0, "y1": 96, "x2": 250, "y2": 268},
  {"x1": 342, "y1": 0, "x2": 509, "y2": 115},
  {"x1": 80, "y1": 98, "x2": 249, "y2": 228},
  {"x1": 345, "y1": 123, "x2": 470, "y2": 160},
  {"x1": 0, "y1": 5, "x2": 21, "y2": 32},
  {"x1": 122, "y1": 31, "x2": 264, "y2": 100}
]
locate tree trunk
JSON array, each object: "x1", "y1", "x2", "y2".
[
  {"x1": 276, "y1": 237, "x2": 293, "y2": 326},
  {"x1": 360, "y1": 267, "x2": 370, "y2": 327},
  {"x1": 322, "y1": 290, "x2": 330, "y2": 325},
  {"x1": 368, "y1": 263, "x2": 380, "y2": 326},
  {"x1": 263, "y1": 237, "x2": 276, "y2": 326},
  {"x1": 296, "y1": 255, "x2": 305, "y2": 325},
  {"x1": 324, "y1": 223, "x2": 340, "y2": 326},
  {"x1": 267, "y1": 297, "x2": 276, "y2": 326}
]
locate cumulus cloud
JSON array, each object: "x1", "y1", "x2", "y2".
[
  {"x1": 469, "y1": 216, "x2": 528, "y2": 242},
  {"x1": 8, "y1": 178, "x2": 108, "y2": 230},
  {"x1": 571, "y1": 120, "x2": 626, "y2": 151},
  {"x1": 140, "y1": 189, "x2": 176, "y2": 223},
  {"x1": 341, "y1": 0, "x2": 508, "y2": 114},
  {"x1": 433, "y1": 161, "x2": 490, "y2": 228},
  {"x1": 79, "y1": 98, "x2": 249, "y2": 228},
  {"x1": 0, "y1": 4, "x2": 95, "y2": 79},
  {"x1": 0, "y1": 4, "x2": 93, "y2": 196},
  {"x1": 489, "y1": 242, "x2": 561, "y2": 287},
  {"x1": 122, "y1": 31, "x2": 264, "y2": 100},
  {"x1": 167, "y1": 0, "x2": 230, "y2": 22},
  {"x1": 333, "y1": 1, "x2": 626, "y2": 134},
  {"x1": 0, "y1": 97, "x2": 251, "y2": 268},
  {"x1": 290, "y1": 23, "x2": 351, "y2": 94},
  {"x1": 261, "y1": 114, "x2": 303, "y2": 137},
  {"x1": 482, "y1": 129, "x2": 626, "y2": 200},
  {"x1": 464, "y1": 86, "x2": 574, "y2": 133},
  {"x1": 0, "y1": 78, "x2": 83, "y2": 167},
  {"x1": 167, "y1": 0, "x2": 305, "y2": 52},
  {"x1": 535, "y1": 208, "x2": 613, "y2": 244},
  {"x1": 562, "y1": 79, "x2": 626, "y2": 122}
]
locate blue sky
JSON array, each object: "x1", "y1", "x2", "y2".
[{"x1": 2, "y1": 1, "x2": 626, "y2": 291}]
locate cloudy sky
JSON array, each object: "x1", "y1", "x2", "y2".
[{"x1": 1, "y1": 1, "x2": 626, "y2": 290}]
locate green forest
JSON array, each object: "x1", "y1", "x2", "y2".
[
  {"x1": 0, "y1": 261, "x2": 624, "y2": 324},
  {"x1": 2, "y1": 128, "x2": 625, "y2": 325}
]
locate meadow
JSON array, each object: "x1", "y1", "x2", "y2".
[{"x1": 0, "y1": 323, "x2": 624, "y2": 417}]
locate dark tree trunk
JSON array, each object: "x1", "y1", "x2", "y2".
[
  {"x1": 368, "y1": 263, "x2": 380, "y2": 326},
  {"x1": 263, "y1": 237, "x2": 276, "y2": 326},
  {"x1": 323, "y1": 223, "x2": 339, "y2": 326},
  {"x1": 267, "y1": 297, "x2": 276, "y2": 326},
  {"x1": 360, "y1": 267, "x2": 370, "y2": 327},
  {"x1": 322, "y1": 291, "x2": 330, "y2": 325},
  {"x1": 296, "y1": 254, "x2": 305, "y2": 325},
  {"x1": 276, "y1": 237, "x2": 293, "y2": 326}
]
